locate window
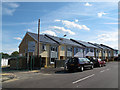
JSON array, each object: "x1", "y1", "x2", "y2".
[
  {"x1": 76, "y1": 48, "x2": 78, "y2": 52},
  {"x1": 80, "y1": 49, "x2": 83, "y2": 53},
  {"x1": 90, "y1": 49, "x2": 93, "y2": 52},
  {"x1": 61, "y1": 46, "x2": 65, "y2": 51},
  {"x1": 115, "y1": 51, "x2": 118, "y2": 54},
  {"x1": 87, "y1": 48, "x2": 89, "y2": 53},
  {"x1": 104, "y1": 50, "x2": 105, "y2": 53},
  {"x1": 42, "y1": 44, "x2": 46, "y2": 51},
  {"x1": 96, "y1": 50, "x2": 98, "y2": 53},
  {"x1": 50, "y1": 58, "x2": 55, "y2": 64},
  {"x1": 85, "y1": 58, "x2": 90, "y2": 62},
  {"x1": 51, "y1": 46, "x2": 57, "y2": 51},
  {"x1": 98, "y1": 59, "x2": 101, "y2": 61},
  {"x1": 67, "y1": 47, "x2": 72, "y2": 51}
]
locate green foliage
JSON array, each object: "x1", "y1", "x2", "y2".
[
  {"x1": 0, "y1": 51, "x2": 19, "y2": 58},
  {"x1": 1, "y1": 52, "x2": 10, "y2": 59},
  {"x1": 11, "y1": 51, "x2": 19, "y2": 57}
]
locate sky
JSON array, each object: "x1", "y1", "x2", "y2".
[{"x1": 2, "y1": 2, "x2": 118, "y2": 54}]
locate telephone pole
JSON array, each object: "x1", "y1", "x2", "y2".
[{"x1": 37, "y1": 19, "x2": 40, "y2": 57}]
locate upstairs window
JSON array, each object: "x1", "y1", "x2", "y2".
[
  {"x1": 42, "y1": 44, "x2": 46, "y2": 51},
  {"x1": 86, "y1": 48, "x2": 89, "y2": 53},
  {"x1": 96, "y1": 50, "x2": 99, "y2": 53},
  {"x1": 61, "y1": 46, "x2": 65, "y2": 51},
  {"x1": 51, "y1": 46, "x2": 57, "y2": 51},
  {"x1": 116, "y1": 51, "x2": 118, "y2": 54},
  {"x1": 67, "y1": 47, "x2": 72, "y2": 52},
  {"x1": 104, "y1": 50, "x2": 105, "y2": 53},
  {"x1": 90, "y1": 49, "x2": 93, "y2": 52}
]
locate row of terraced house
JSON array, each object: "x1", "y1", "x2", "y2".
[{"x1": 19, "y1": 32, "x2": 119, "y2": 68}]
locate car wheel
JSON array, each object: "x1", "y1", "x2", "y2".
[
  {"x1": 91, "y1": 65, "x2": 94, "y2": 69},
  {"x1": 80, "y1": 66, "x2": 84, "y2": 72}
]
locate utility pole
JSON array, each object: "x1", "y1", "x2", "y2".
[
  {"x1": 37, "y1": 19, "x2": 40, "y2": 57},
  {"x1": 37, "y1": 19, "x2": 41, "y2": 69}
]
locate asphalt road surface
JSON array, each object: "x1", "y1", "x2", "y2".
[{"x1": 2, "y1": 62, "x2": 118, "y2": 88}]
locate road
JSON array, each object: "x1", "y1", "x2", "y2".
[{"x1": 2, "y1": 62, "x2": 118, "y2": 88}]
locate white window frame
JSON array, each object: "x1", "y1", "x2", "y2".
[{"x1": 42, "y1": 44, "x2": 46, "y2": 51}]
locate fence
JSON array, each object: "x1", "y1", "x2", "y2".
[
  {"x1": 9, "y1": 56, "x2": 42, "y2": 70},
  {"x1": 55, "y1": 60, "x2": 66, "y2": 68}
]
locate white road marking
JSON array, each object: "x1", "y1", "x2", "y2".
[
  {"x1": 100, "y1": 70, "x2": 105, "y2": 73},
  {"x1": 72, "y1": 74, "x2": 95, "y2": 84},
  {"x1": 100, "y1": 68, "x2": 110, "y2": 73}
]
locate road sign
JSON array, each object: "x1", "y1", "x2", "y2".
[{"x1": 28, "y1": 41, "x2": 35, "y2": 52}]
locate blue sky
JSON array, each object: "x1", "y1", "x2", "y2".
[{"x1": 2, "y1": 2, "x2": 118, "y2": 54}]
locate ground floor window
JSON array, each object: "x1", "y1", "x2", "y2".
[
  {"x1": 50, "y1": 58, "x2": 56, "y2": 64},
  {"x1": 60, "y1": 56, "x2": 64, "y2": 60}
]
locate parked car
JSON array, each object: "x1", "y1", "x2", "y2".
[
  {"x1": 89, "y1": 57, "x2": 106, "y2": 67},
  {"x1": 67, "y1": 57, "x2": 94, "y2": 72}
]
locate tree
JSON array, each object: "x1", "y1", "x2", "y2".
[
  {"x1": 1, "y1": 52, "x2": 10, "y2": 58},
  {"x1": 11, "y1": 51, "x2": 19, "y2": 57}
]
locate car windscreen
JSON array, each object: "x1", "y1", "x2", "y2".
[
  {"x1": 85, "y1": 58, "x2": 90, "y2": 62},
  {"x1": 79, "y1": 58, "x2": 84, "y2": 62},
  {"x1": 98, "y1": 59, "x2": 101, "y2": 61},
  {"x1": 68, "y1": 58, "x2": 78, "y2": 64}
]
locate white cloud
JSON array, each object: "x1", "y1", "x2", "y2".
[
  {"x1": 14, "y1": 37, "x2": 22, "y2": 40},
  {"x1": 61, "y1": 20, "x2": 90, "y2": 31},
  {"x1": 82, "y1": 25, "x2": 90, "y2": 31},
  {"x1": 3, "y1": 8, "x2": 15, "y2": 16},
  {"x1": 55, "y1": 19, "x2": 90, "y2": 31},
  {"x1": 75, "y1": 19, "x2": 79, "y2": 22},
  {"x1": 2, "y1": 2, "x2": 19, "y2": 15},
  {"x1": 97, "y1": 32, "x2": 118, "y2": 42},
  {"x1": 51, "y1": 26, "x2": 75, "y2": 35},
  {"x1": 92, "y1": 31, "x2": 118, "y2": 49},
  {"x1": 97, "y1": 12, "x2": 108, "y2": 18},
  {"x1": 54, "y1": 19, "x2": 61, "y2": 22},
  {"x1": 41, "y1": 30, "x2": 57, "y2": 36},
  {"x1": 26, "y1": 29, "x2": 32, "y2": 32},
  {"x1": 84, "y1": 3, "x2": 92, "y2": 6},
  {"x1": 6, "y1": 3, "x2": 19, "y2": 8}
]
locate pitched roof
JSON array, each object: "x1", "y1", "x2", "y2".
[
  {"x1": 88, "y1": 42, "x2": 105, "y2": 49},
  {"x1": 45, "y1": 34, "x2": 84, "y2": 47},
  {"x1": 71, "y1": 39, "x2": 98, "y2": 48},
  {"x1": 27, "y1": 32, "x2": 58, "y2": 45},
  {"x1": 100, "y1": 44, "x2": 113, "y2": 50}
]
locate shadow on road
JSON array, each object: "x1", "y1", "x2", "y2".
[{"x1": 55, "y1": 68, "x2": 93, "y2": 74}]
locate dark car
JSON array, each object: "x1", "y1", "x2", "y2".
[
  {"x1": 67, "y1": 57, "x2": 94, "y2": 72},
  {"x1": 89, "y1": 58, "x2": 106, "y2": 67}
]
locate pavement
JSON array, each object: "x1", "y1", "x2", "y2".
[
  {"x1": 2, "y1": 61, "x2": 119, "y2": 88},
  {"x1": 1, "y1": 66, "x2": 65, "y2": 83}
]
